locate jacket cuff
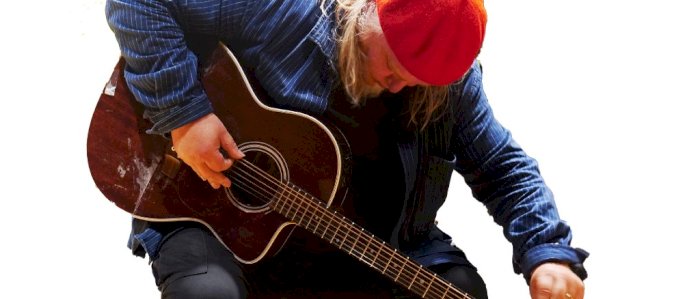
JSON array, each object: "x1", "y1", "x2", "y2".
[
  {"x1": 145, "y1": 95, "x2": 214, "y2": 135},
  {"x1": 518, "y1": 243, "x2": 589, "y2": 284}
]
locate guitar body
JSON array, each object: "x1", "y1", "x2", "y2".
[{"x1": 87, "y1": 45, "x2": 350, "y2": 263}]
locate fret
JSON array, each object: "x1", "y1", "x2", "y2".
[
  {"x1": 422, "y1": 273, "x2": 437, "y2": 298},
  {"x1": 346, "y1": 226, "x2": 361, "y2": 256},
  {"x1": 340, "y1": 222, "x2": 359, "y2": 255},
  {"x1": 289, "y1": 187, "x2": 300, "y2": 219},
  {"x1": 338, "y1": 217, "x2": 354, "y2": 248},
  {"x1": 289, "y1": 190, "x2": 302, "y2": 221},
  {"x1": 394, "y1": 255, "x2": 409, "y2": 282},
  {"x1": 296, "y1": 191, "x2": 311, "y2": 228},
  {"x1": 269, "y1": 194, "x2": 279, "y2": 210},
  {"x1": 274, "y1": 183, "x2": 288, "y2": 213},
  {"x1": 330, "y1": 213, "x2": 343, "y2": 245},
  {"x1": 359, "y1": 233, "x2": 371, "y2": 264},
  {"x1": 275, "y1": 188, "x2": 289, "y2": 216},
  {"x1": 319, "y1": 211, "x2": 334, "y2": 240},
  {"x1": 311, "y1": 209, "x2": 322, "y2": 235},
  {"x1": 408, "y1": 264, "x2": 422, "y2": 290},
  {"x1": 441, "y1": 283, "x2": 451, "y2": 299},
  {"x1": 270, "y1": 187, "x2": 281, "y2": 211},
  {"x1": 372, "y1": 241, "x2": 383, "y2": 268},
  {"x1": 282, "y1": 187, "x2": 295, "y2": 218},
  {"x1": 382, "y1": 248, "x2": 397, "y2": 275}
]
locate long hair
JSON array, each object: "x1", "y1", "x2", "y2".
[{"x1": 325, "y1": 0, "x2": 452, "y2": 130}]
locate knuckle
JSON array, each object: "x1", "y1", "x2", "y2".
[
  {"x1": 531, "y1": 277, "x2": 551, "y2": 289},
  {"x1": 222, "y1": 136, "x2": 235, "y2": 146},
  {"x1": 195, "y1": 147, "x2": 211, "y2": 158},
  {"x1": 207, "y1": 160, "x2": 226, "y2": 172}
]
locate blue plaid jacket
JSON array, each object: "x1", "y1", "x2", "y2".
[{"x1": 106, "y1": 0, "x2": 588, "y2": 282}]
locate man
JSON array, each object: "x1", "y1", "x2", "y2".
[{"x1": 106, "y1": 0, "x2": 588, "y2": 298}]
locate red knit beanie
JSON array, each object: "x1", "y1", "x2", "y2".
[{"x1": 376, "y1": 0, "x2": 487, "y2": 85}]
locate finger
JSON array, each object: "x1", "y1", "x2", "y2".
[
  {"x1": 189, "y1": 163, "x2": 211, "y2": 182},
  {"x1": 220, "y1": 132, "x2": 245, "y2": 160},
  {"x1": 209, "y1": 180, "x2": 221, "y2": 189},
  {"x1": 569, "y1": 279, "x2": 585, "y2": 299},
  {"x1": 197, "y1": 162, "x2": 231, "y2": 189},
  {"x1": 208, "y1": 168, "x2": 232, "y2": 189},
  {"x1": 549, "y1": 279, "x2": 569, "y2": 299},
  {"x1": 530, "y1": 276, "x2": 553, "y2": 299},
  {"x1": 204, "y1": 149, "x2": 233, "y2": 172}
]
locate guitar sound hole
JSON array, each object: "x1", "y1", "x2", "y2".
[{"x1": 225, "y1": 147, "x2": 286, "y2": 212}]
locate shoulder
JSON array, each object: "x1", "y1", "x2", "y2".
[
  {"x1": 246, "y1": 0, "x2": 327, "y2": 30},
  {"x1": 446, "y1": 60, "x2": 484, "y2": 109},
  {"x1": 459, "y1": 60, "x2": 484, "y2": 95},
  {"x1": 237, "y1": 0, "x2": 334, "y2": 49}
]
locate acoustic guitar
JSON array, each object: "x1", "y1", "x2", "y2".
[{"x1": 87, "y1": 44, "x2": 475, "y2": 299}]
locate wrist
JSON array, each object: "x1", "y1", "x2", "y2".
[{"x1": 520, "y1": 244, "x2": 589, "y2": 284}]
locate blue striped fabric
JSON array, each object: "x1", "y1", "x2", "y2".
[
  {"x1": 451, "y1": 64, "x2": 588, "y2": 281},
  {"x1": 129, "y1": 225, "x2": 163, "y2": 259},
  {"x1": 105, "y1": 0, "x2": 588, "y2": 280},
  {"x1": 106, "y1": 0, "x2": 334, "y2": 135}
]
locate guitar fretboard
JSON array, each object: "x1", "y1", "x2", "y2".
[{"x1": 269, "y1": 181, "x2": 475, "y2": 299}]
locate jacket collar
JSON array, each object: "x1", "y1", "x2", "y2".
[{"x1": 308, "y1": 0, "x2": 338, "y2": 72}]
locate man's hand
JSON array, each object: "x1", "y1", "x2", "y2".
[
  {"x1": 171, "y1": 113, "x2": 245, "y2": 189},
  {"x1": 530, "y1": 262, "x2": 584, "y2": 299}
]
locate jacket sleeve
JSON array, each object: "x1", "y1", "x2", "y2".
[
  {"x1": 451, "y1": 62, "x2": 589, "y2": 282},
  {"x1": 105, "y1": 0, "x2": 247, "y2": 135}
]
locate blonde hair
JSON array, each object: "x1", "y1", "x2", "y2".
[{"x1": 325, "y1": 0, "x2": 452, "y2": 130}]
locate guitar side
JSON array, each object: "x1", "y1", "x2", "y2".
[{"x1": 86, "y1": 45, "x2": 350, "y2": 263}]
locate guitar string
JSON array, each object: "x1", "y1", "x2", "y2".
[
  {"x1": 224, "y1": 160, "x2": 475, "y2": 299},
  {"x1": 226, "y1": 165, "x2": 457, "y2": 299},
  {"x1": 227, "y1": 161, "x2": 473, "y2": 299},
  {"x1": 223, "y1": 164, "x2": 461, "y2": 299},
  {"x1": 224, "y1": 163, "x2": 410, "y2": 276},
  {"x1": 228, "y1": 160, "x2": 474, "y2": 299},
  {"x1": 226, "y1": 162, "x2": 421, "y2": 277}
]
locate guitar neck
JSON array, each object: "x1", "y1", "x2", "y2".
[{"x1": 271, "y1": 182, "x2": 475, "y2": 299}]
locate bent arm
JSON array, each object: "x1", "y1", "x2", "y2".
[
  {"x1": 105, "y1": 0, "x2": 245, "y2": 135},
  {"x1": 451, "y1": 62, "x2": 588, "y2": 282},
  {"x1": 105, "y1": 0, "x2": 249, "y2": 187}
]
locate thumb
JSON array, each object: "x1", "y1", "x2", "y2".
[{"x1": 220, "y1": 131, "x2": 245, "y2": 160}]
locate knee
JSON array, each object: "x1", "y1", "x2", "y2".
[
  {"x1": 453, "y1": 267, "x2": 488, "y2": 299},
  {"x1": 433, "y1": 263, "x2": 489, "y2": 299},
  {"x1": 161, "y1": 264, "x2": 248, "y2": 299}
]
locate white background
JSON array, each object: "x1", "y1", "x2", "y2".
[{"x1": 1, "y1": 0, "x2": 698, "y2": 298}]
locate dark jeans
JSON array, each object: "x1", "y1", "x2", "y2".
[{"x1": 150, "y1": 224, "x2": 488, "y2": 299}]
